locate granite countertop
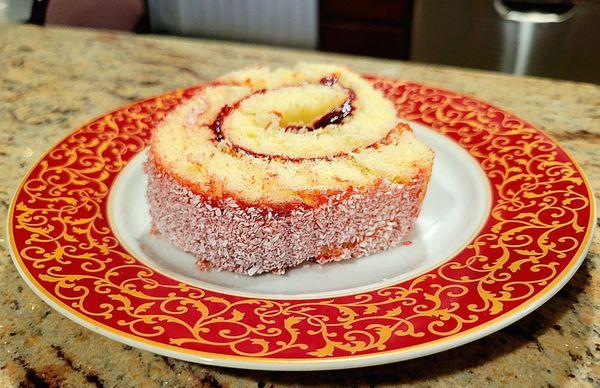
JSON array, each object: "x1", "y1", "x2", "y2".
[{"x1": 0, "y1": 24, "x2": 598, "y2": 387}]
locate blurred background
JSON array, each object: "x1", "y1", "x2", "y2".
[{"x1": 1, "y1": 0, "x2": 598, "y2": 83}]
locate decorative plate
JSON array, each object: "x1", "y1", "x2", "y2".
[{"x1": 7, "y1": 77, "x2": 595, "y2": 370}]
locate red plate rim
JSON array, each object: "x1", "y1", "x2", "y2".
[{"x1": 7, "y1": 76, "x2": 596, "y2": 370}]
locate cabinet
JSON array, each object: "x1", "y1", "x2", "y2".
[{"x1": 319, "y1": 0, "x2": 414, "y2": 59}]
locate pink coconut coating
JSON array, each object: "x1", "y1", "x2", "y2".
[{"x1": 145, "y1": 156, "x2": 429, "y2": 276}]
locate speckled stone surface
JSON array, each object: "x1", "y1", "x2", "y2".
[{"x1": 0, "y1": 24, "x2": 598, "y2": 388}]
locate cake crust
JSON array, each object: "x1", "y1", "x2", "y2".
[{"x1": 146, "y1": 153, "x2": 430, "y2": 275}]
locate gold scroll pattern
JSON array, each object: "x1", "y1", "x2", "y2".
[{"x1": 12, "y1": 81, "x2": 591, "y2": 358}]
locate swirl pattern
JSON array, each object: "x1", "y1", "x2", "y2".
[
  {"x1": 151, "y1": 64, "x2": 431, "y2": 206},
  {"x1": 8, "y1": 77, "x2": 593, "y2": 362}
]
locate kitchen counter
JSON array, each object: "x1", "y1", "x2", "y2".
[{"x1": 0, "y1": 24, "x2": 598, "y2": 387}]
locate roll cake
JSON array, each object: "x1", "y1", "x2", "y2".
[{"x1": 146, "y1": 63, "x2": 434, "y2": 275}]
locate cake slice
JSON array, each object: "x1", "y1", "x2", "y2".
[{"x1": 145, "y1": 63, "x2": 434, "y2": 275}]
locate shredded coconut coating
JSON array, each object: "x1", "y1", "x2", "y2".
[{"x1": 145, "y1": 156, "x2": 429, "y2": 276}]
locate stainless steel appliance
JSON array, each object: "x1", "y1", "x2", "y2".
[{"x1": 411, "y1": 0, "x2": 600, "y2": 83}]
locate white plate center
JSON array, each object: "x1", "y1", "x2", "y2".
[{"x1": 108, "y1": 123, "x2": 491, "y2": 298}]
